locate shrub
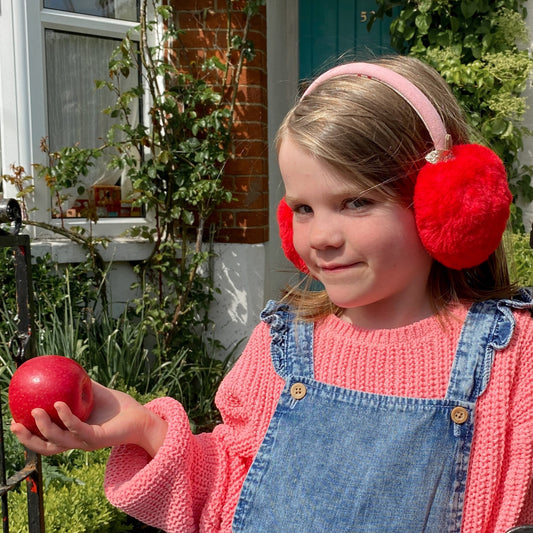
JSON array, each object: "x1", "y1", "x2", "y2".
[{"x1": 7, "y1": 451, "x2": 131, "y2": 533}]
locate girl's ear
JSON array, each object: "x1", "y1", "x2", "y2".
[
  {"x1": 277, "y1": 198, "x2": 310, "y2": 274},
  {"x1": 414, "y1": 143, "x2": 511, "y2": 270}
]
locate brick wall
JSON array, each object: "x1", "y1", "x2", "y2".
[{"x1": 171, "y1": 0, "x2": 269, "y2": 244}]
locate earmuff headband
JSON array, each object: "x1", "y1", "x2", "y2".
[{"x1": 279, "y1": 61, "x2": 511, "y2": 271}]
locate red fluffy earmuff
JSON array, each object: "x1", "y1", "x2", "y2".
[
  {"x1": 277, "y1": 62, "x2": 512, "y2": 272},
  {"x1": 277, "y1": 198, "x2": 309, "y2": 274},
  {"x1": 414, "y1": 143, "x2": 511, "y2": 270}
]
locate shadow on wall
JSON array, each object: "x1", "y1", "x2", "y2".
[{"x1": 209, "y1": 243, "x2": 296, "y2": 359}]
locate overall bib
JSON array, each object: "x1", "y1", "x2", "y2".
[{"x1": 232, "y1": 293, "x2": 533, "y2": 533}]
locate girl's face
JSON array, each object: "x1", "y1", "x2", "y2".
[{"x1": 279, "y1": 137, "x2": 434, "y2": 329}]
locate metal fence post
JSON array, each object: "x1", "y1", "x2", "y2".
[{"x1": 0, "y1": 199, "x2": 45, "y2": 532}]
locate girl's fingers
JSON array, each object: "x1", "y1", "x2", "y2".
[
  {"x1": 33, "y1": 405, "x2": 97, "y2": 451},
  {"x1": 53, "y1": 402, "x2": 100, "y2": 447},
  {"x1": 10, "y1": 384, "x2": 150, "y2": 454},
  {"x1": 10, "y1": 420, "x2": 68, "y2": 456},
  {"x1": 53, "y1": 401, "x2": 81, "y2": 430},
  {"x1": 11, "y1": 407, "x2": 102, "y2": 455}
]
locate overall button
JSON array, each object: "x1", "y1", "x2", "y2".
[
  {"x1": 290, "y1": 382, "x2": 307, "y2": 400},
  {"x1": 451, "y1": 406, "x2": 469, "y2": 424}
]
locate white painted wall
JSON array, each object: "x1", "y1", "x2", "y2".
[{"x1": 209, "y1": 243, "x2": 269, "y2": 352}]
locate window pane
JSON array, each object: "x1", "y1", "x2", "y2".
[
  {"x1": 44, "y1": 0, "x2": 139, "y2": 22},
  {"x1": 45, "y1": 29, "x2": 140, "y2": 218}
]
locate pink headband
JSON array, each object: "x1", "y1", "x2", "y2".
[{"x1": 303, "y1": 62, "x2": 450, "y2": 157}]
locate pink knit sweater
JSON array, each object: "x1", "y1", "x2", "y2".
[{"x1": 104, "y1": 303, "x2": 533, "y2": 532}]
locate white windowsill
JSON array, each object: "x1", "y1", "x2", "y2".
[{"x1": 30, "y1": 236, "x2": 154, "y2": 264}]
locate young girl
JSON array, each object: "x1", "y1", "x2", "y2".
[{"x1": 12, "y1": 56, "x2": 533, "y2": 533}]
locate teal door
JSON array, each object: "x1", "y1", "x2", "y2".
[{"x1": 299, "y1": 0, "x2": 397, "y2": 80}]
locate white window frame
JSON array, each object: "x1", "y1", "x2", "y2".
[{"x1": 0, "y1": 1, "x2": 150, "y2": 241}]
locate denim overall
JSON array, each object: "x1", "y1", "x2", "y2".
[{"x1": 232, "y1": 292, "x2": 533, "y2": 532}]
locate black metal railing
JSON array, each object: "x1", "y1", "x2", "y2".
[{"x1": 0, "y1": 199, "x2": 45, "y2": 532}]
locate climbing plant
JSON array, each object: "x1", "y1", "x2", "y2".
[
  {"x1": 3, "y1": 0, "x2": 265, "y2": 357},
  {"x1": 102, "y1": 0, "x2": 265, "y2": 357}
]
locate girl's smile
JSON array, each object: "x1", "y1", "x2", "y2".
[{"x1": 279, "y1": 136, "x2": 435, "y2": 329}]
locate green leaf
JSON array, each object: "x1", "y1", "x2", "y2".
[
  {"x1": 461, "y1": 0, "x2": 477, "y2": 19},
  {"x1": 436, "y1": 30, "x2": 453, "y2": 47},
  {"x1": 417, "y1": 0, "x2": 433, "y2": 14},
  {"x1": 489, "y1": 117, "x2": 508, "y2": 136},
  {"x1": 414, "y1": 13, "x2": 431, "y2": 34}
]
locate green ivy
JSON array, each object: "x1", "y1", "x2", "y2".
[
  {"x1": 72, "y1": 0, "x2": 264, "y2": 358},
  {"x1": 372, "y1": 0, "x2": 533, "y2": 231}
]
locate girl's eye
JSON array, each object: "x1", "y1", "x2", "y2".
[
  {"x1": 294, "y1": 204, "x2": 313, "y2": 215},
  {"x1": 345, "y1": 197, "x2": 373, "y2": 210}
]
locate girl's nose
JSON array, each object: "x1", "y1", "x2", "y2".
[{"x1": 309, "y1": 215, "x2": 343, "y2": 250}]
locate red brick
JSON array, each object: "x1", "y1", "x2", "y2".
[
  {"x1": 204, "y1": 12, "x2": 228, "y2": 30},
  {"x1": 233, "y1": 103, "x2": 267, "y2": 122},
  {"x1": 225, "y1": 157, "x2": 268, "y2": 176},
  {"x1": 247, "y1": 30, "x2": 267, "y2": 52},
  {"x1": 179, "y1": 29, "x2": 217, "y2": 48},
  {"x1": 226, "y1": 10, "x2": 248, "y2": 29},
  {"x1": 216, "y1": 226, "x2": 269, "y2": 244},
  {"x1": 172, "y1": 0, "x2": 214, "y2": 10},
  {"x1": 236, "y1": 66, "x2": 267, "y2": 86},
  {"x1": 238, "y1": 191, "x2": 268, "y2": 209},
  {"x1": 232, "y1": 122, "x2": 266, "y2": 141},
  {"x1": 217, "y1": 210, "x2": 235, "y2": 226},
  {"x1": 217, "y1": 190, "x2": 266, "y2": 210},
  {"x1": 233, "y1": 140, "x2": 268, "y2": 158},
  {"x1": 176, "y1": 48, "x2": 207, "y2": 66},
  {"x1": 178, "y1": 12, "x2": 202, "y2": 28},
  {"x1": 225, "y1": 0, "x2": 246, "y2": 11},
  {"x1": 236, "y1": 85, "x2": 266, "y2": 103},
  {"x1": 236, "y1": 209, "x2": 268, "y2": 227},
  {"x1": 169, "y1": 0, "x2": 268, "y2": 245},
  {"x1": 233, "y1": 176, "x2": 268, "y2": 193},
  {"x1": 244, "y1": 49, "x2": 266, "y2": 69},
  {"x1": 206, "y1": 12, "x2": 253, "y2": 32},
  {"x1": 221, "y1": 175, "x2": 236, "y2": 190}
]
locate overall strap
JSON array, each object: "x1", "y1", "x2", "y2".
[
  {"x1": 446, "y1": 291, "x2": 532, "y2": 403},
  {"x1": 260, "y1": 300, "x2": 314, "y2": 380}
]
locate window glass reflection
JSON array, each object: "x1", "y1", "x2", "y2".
[
  {"x1": 43, "y1": 0, "x2": 139, "y2": 22},
  {"x1": 45, "y1": 30, "x2": 140, "y2": 218}
]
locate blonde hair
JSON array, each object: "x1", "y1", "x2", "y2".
[{"x1": 276, "y1": 55, "x2": 517, "y2": 321}]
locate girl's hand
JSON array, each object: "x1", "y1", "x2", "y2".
[{"x1": 10, "y1": 381, "x2": 168, "y2": 458}]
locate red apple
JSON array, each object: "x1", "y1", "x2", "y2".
[{"x1": 8, "y1": 355, "x2": 94, "y2": 438}]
